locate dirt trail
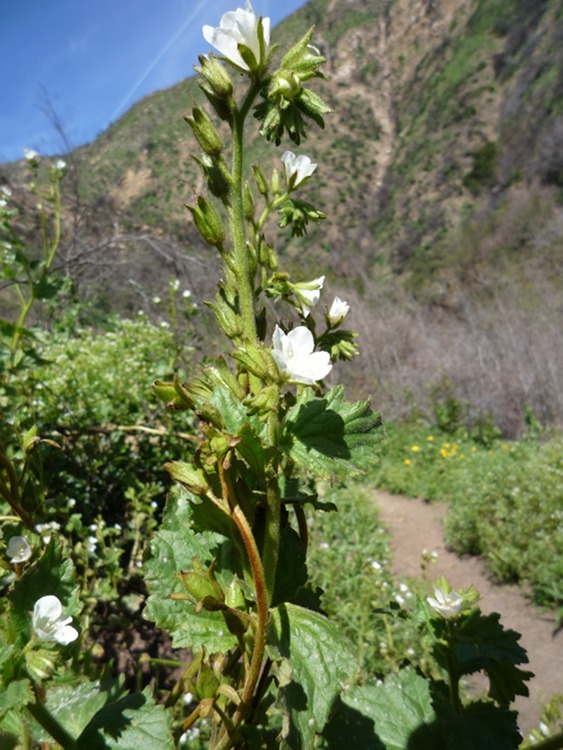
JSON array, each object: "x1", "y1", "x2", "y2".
[{"x1": 373, "y1": 490, "x2": 562, "y2": 735}]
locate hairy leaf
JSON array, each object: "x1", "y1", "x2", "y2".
[
  {"x1": 267, "y1": 603, "x2": 354, "y2": 748},
  {"x1": 281, "y1": 386, "x2": 383, "y2": 479},
  {"x1": 144, "y1": 490, "x2": 238, "y2": 652}
]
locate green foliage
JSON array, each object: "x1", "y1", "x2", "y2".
[
  {"x1": 267, "y1": 603, "x2": 355, "y2": 747},
  {"x1": 144, "y1": 489, "x2": 239, "y2": 653},
  {"x1": 371, "y1": 421, "x2": 563, "y2": 608},
  {"x1": 463, "y1": 141, "x2": 498, "y2": 194},
  {"x1": 306, "y1": 484, "x2": 428, "y2": 676}
]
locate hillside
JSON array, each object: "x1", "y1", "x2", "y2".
[{"x1": 2, "y1": 0, "x2": 562, "y2": 434}]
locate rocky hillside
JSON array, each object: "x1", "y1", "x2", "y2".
[{"x1": 2, "y1": 0, "x2": 562, "y2": 433}]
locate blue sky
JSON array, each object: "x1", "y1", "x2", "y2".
[{"x1": 0, "y1": 0, "x2": 307, "y2": 163}]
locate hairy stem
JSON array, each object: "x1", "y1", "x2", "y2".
[{"x1": 229, "y1": 81, "x2": 262, "y2": 344}]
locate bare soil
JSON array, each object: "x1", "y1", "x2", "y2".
[{"x1": 373, "y1": 490, "x2": 562, "y2": 735}]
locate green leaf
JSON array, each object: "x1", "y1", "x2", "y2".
[
  {"x1": 76, "y1": 685, "x2": 173, "y2": 749},
  {"x1": 144, "y1": 490, "x2": 238, "y2": 652},
  {"x1": 0, "y1": 678, "x2": 33, "y2": 719},
  {"x1": 434, "y1": 610, "x2": 533, "y2": 706},
  {"x1": 282, "y1": 386, "x2": 383, "y2": 479},
  {"x1": 271, "y1": 527, "x2": 307, "y2": 607},
  {"x1": 267, "y1": 603, "x2": 355, "y2": 748},
  {"x1": 321, "y1": 669, "x2": 440, "y2": 750},
  {"x1": 436, "y1": 695, "x2": 521, "y2": 750},
  {"x1": 43, "y1": 677, "x2": 126, "y2": 740},
  {"x1": 207, "y1": 386, "x2": 253, "y2": 435},
  {"x1": 34, "y1": 276, "x2": 63, "y2": 301}
]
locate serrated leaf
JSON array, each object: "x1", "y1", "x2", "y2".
[
  {"x1": 267, "y1": 603, "x2": 354, "y2": 748},
  {"x1": 76, "y1": 686, "x2": 174, "y2": 749},
  {"x1": 434, "y1": 610, "x2": 533, "y2": 706},
  {"x1": 281, "y1": 386, "x2": 383, "y2": 479},
  {"x1": 144, "y1": 491, "x2": 238, "y2": 652},
  {"x1": 321, "y1": 669, "x2": 440, "y2": 750}
]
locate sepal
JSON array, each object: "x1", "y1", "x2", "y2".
[{"x1": 186, "y1": 196, "x2": 226, "y2": 247}]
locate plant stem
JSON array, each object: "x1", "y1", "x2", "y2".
[
  {"x1": 215, "y1": 503, "x2": 268, "y2": 750},
  {"x1": 230, "y1": 81, "x2": 262, "y2": 344},
  {"x1": 262, "y1": 477, "x2": 281, "y2": 606},
  {"x1": 27, "y1": 695, "x2": 77, "y2": 750}
]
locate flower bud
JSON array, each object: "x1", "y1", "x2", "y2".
[
  {"x1": 185, "y1": 107, "x2": 223, "y2": 157},
  {"x1": 269, "y1": 71, "x2": 302, "y2": 101},
  {"x1": 26, "y1": 648, "x2": 57, "y2": 682},
  {"x1": 186, "y1": 196, "x2": 225, "y2": 246},
  {"x1": 244, "y1": 384, "x2": 279, "y2": 416},
  {"x1": 196, "y1": 663, "x2": 220, "y2": 700},
  {"x1": 177, "y1": 557, "x2": 225, "y2": 612},
  {"x1": 192, "y1": 154, "x2": 232, "y2": 199},
  {"x1": 196, "y1": 54, "x2": 234, "y2": 99},
  {"x1": 152, "y1": 377, "x2": 194, "y2": 411},
  {"x1": 243, "y1": 181, "x2": 255, "y2": 220},
  {"x1": 252, "y1": 164, "x2": 269, "y2": 196}
]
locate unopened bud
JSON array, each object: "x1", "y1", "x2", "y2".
[
  {"x1": 270, "y1": 71, "x2": 302, "y2": 100},
  {"x1": 243, "y1": 181, "x2": 255, "y2": 220},
  {"x1": 177, "y1": 557, "x2": 225, "y2": 611},
  {"x1": 186, "y1": 196, "x2": 225, "y2": 246},
  {"x1": 197, "y1": 54, "x2": 234, "y2": 99},
  {"x1": 185, "y1": 107, "x2": 223, "y2": 157}
]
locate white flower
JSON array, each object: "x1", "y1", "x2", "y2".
[
  {"x1": 272, "y1": 325, "x2": 332, "y2": 385},
  {"x1": 152, "y1": 296, "x2": 162, "y2": 304},
  {"x1": 35, "y1": 521, "x2": 60, "y2": 544},
  {"x1": 170, "y1": 278, "x2": 180, "y2": 291},
  {"x1": 32, "y1": 595, "x2": 78, "y2": 645},
  {"x1": 371, "y1": 560, "x2": 382, "y2": 571},
  {"x1": 282, "y1": 151, "x2": 317, "y2": 189},
  {"x1": 182, "y1": 289, "x2": 192, "y2": 298},
  {"x1": 0, "y1": 186, "x2": 12, "y2": 198},
  {"x1": 6, "y1": 536, "x2": 32, "y2": 563},
  {"x1": 54, "y1": 159, "x2": 66, "y2": 170},
  {"x1": 0, "y1": 199, "x2": 6, "y2": 208},
  {"x1": 203, "y1": 1, "x2": 270, "y2": 72},
  {"x1": 294, "y1": 275, "x2": 324, "y2": 317},
  {"x1": 327, "y1": 296, "x2": 350, "y2": 326},
  {"x1": 24, "y1": 148, "x2": 39, "y2": 160},
  {"x1": 427, "y1": 586, "x2": 463, "y2": 619},
  {"x1": 86, "y1": 536, "x2": 98, "y2": 553}
]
